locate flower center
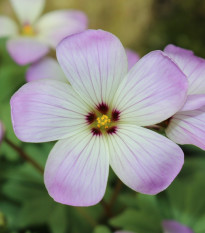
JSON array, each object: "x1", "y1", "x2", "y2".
[
  {"x1": 96, "y1": 114, "x2": 111, "y2": 129},
  {"x1": 22, "y1": 24, "x2": 35, "y2": 36}
]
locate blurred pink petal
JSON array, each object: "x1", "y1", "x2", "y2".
[
  {"x1": 26, "y1": 57, "x2": 66, "y2": 82},
  {"x1": 112, "y1": 51, "x2": 188, "y2": 126},
  {"x1": 108, "y1": 124, "x2": 184, "y2": 195},
  {"x1": 7, "y1": 37, "x2": 49, "y2": 65},
  {"x1": 9, "y1": 0, "x2": 45, "y2": 25},
  {"x1": 162, "y1": 220, "x2": 194, "y2": 233},
  {"x1": 0, "y1": 16, "x2": 18, "y2": 37},
  {"x1": 164, "y1": 44, "x2": 205, "y2": 95},
  {"x1": 126, "y1": 48, "x2": 140, "y2": 70},
  {"x1": 44, "y1": 131, "x2": 109, "y2": 206},
  {"x1": 36, "y1": 10, "x2": 88, "y2": 47},
  {"x1": 0, "y1": 121, "x2": 4, "y2": 144},
  {"x1": 10, "y1": 79, "x2": 89, "y2": 142}
]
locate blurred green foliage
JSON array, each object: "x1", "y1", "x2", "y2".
[{"x1": 1, "y1": 0, "x2": 205, "y2": 232}]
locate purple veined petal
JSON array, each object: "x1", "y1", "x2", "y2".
[
  {"x1": 9, "y1": 0, "x2": 45, "y2": 25},
  {"x1": 7, "y1": 37, "x2": 49, "y2": 65},
  {"x1": 162, "y1": 220, "x2": 194, "y2": 233},
  {"x1": 0, "y1": 16, "x2": 18, "y2": 37},
  {"x1": 112, "y1": 50, "x2": 188, "y2": 126},
  {"x1": 126, "y1": 48, "x2": 140, "y2": 70},
  {"x1": 166, "y1": 106, "x2": 205, "y2": 150},
  {"x1": 180, "y1": 94, "x2": 205, "y2": 112},
  {"x1": 107, "y1": 124, "x2": 184, "y2": 195},
  {"x1": 26, "y1": 57, "x2": 67, "y2": 82},
  {"x1": 36, "y1": 10, "x2": 88, "y2": 48},
  {"x1": 10, "y1": 79, "x2": 90, "y2": 143},
  {"x1": 44, "y1": 130, "x2": 109, "y2": 206},
  {"x1": 0, "y1": 121, "x2": 4, "y2": 144},
  {"x1": 57, "y1": 29, "x2": 128, "y2": 107},
  {"x1": 164, "y1": 44, "x2": 205, "y2": 95}
]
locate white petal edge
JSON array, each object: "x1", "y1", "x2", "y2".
[{"x1": 0, "y1": 16, "x2": 18, "y2": 37}]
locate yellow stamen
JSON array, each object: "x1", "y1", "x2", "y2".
[
  {"x1": 96, "y1": 114, "x2": 111, "y2": 129},
  {"x1": 22, "y1": 24, "x2": 35, "y2": 36}
]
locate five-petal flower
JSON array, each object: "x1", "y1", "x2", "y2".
[
  {"x1": 11, "y1": 30, "x2": 188, "y2": 206},
  {"x1": 0, "y1": 0, "x2": 88, "y2": 65}
]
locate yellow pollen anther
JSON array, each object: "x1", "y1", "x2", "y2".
[
  {"x1": 22, "y1": 24, "x2": 35, "y2": 36},
  {"x1": 96, "y1": 114, "x2": 111, "y2": 129}
]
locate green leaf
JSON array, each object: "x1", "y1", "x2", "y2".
[{"x1": 93, "y1": 225, "x2": 112, "y2": 233}]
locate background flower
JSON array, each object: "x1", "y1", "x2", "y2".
[{"x1": 0, "y1": 0, "x2": 88, "y2": 65}]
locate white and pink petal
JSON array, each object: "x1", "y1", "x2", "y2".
[
  {"x1": 44, "y1": 130, "x2": 109, "y2": 206},
  {"x1": 10, "y1": 79, "x2": 90, "y2": 143},
  {"x1": 112, "y1": 51, "x2": 188, "y2": 126},
  {"x1": 164, "y1": 44, "x2": 205, "y2": 95},
  {"x1": 36, "y1": 10, "x2": 88, "y2": 47},
  {"x1": 26, "y1": 57, "x2": 66, "y2": 82},
  {"x1": 7, "y1": 37, "x2": 49, "y2": 65},
  {"x1": 0, "y1": 16, "x2": 18, "y2": 37},
  {"x1": 180, "y1": 94, "x2": 205, "y2": 112},
  {"x1": 9, "y1": 0, "x2": 45, "y2": 25},
  {"x1": 166, "y1": 106, "x2": 205, "y2": 150},
  {"x1": 107, "y1": 124, "x2": 184, "y2": 195},
  {"x1": 57, "y1": 29, "x2": 128, "y2": 107}
]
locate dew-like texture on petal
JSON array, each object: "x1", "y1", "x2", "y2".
[
  {"x1": 0, "y1": 16, "x2": 18, "y2": 37},
  {"x1": 9, "y1": 0, "x2": 45, "y2": 25},
  {"x1": 44, "y1": 131, "x2": 109, "y2": 206},
  {"x1": 26, "y1": 57, "x2": 66, "y2": 82},
  {"x1": 126, "y1": 48, "x2": 140, "y2": 70},
  {"x1": 0, "y1": 121, "x2": 4, "y2": 144},
  {"x1": 10, "y1": 79, "x2": 90, "y2": 142},
  {"x1": 107, "y1": 124, "x2": 184, "y2": 195},
  {"x1": 164, "y1": 44, "x2": 205, "y2": 95},
  {"x1": 36, "y1": 10, "x2": 88, "y2": 47},
  {"x1": 180, "y1": 94, "x2": 205, "y2": 112},
  {"x1": 112, "y1": 51, "x2": 188, "y2": 126},
  {"x1": 162, "y1": 220, "x2": 194, "y2": 233},
  {"x1": 166, "y1": 106, "x2": 205, "y2": 150},
  {"x1": 57, "y1": 29, "x2": 128, "y2": 106},
  {"x1": 7, "y1": 37, "x2": 49, "y2": 65}
]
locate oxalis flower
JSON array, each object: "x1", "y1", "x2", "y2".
[
  {"x1": 163, "y1": 45, "x2": 205, "y2": 150},
  {"x1": 11, "y1": 30, "x2": 188, "y2": 206},
  {"x1": 0, "y1": 0, "x2": 87, "y2": 65}
]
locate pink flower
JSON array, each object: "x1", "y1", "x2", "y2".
[
  {"x1": 11, "y1": 30, "x2": 188, "y2": 206},
  {"x1": 0, "y1": 0, "x2": 88, "y2": 65},
  {"x1": 164, "y1": 45, "x2": 205, "y2": 150}
]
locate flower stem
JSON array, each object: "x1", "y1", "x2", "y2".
[{"x1": 4, "y1": 137, "x2": 44, "y2": 174}]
